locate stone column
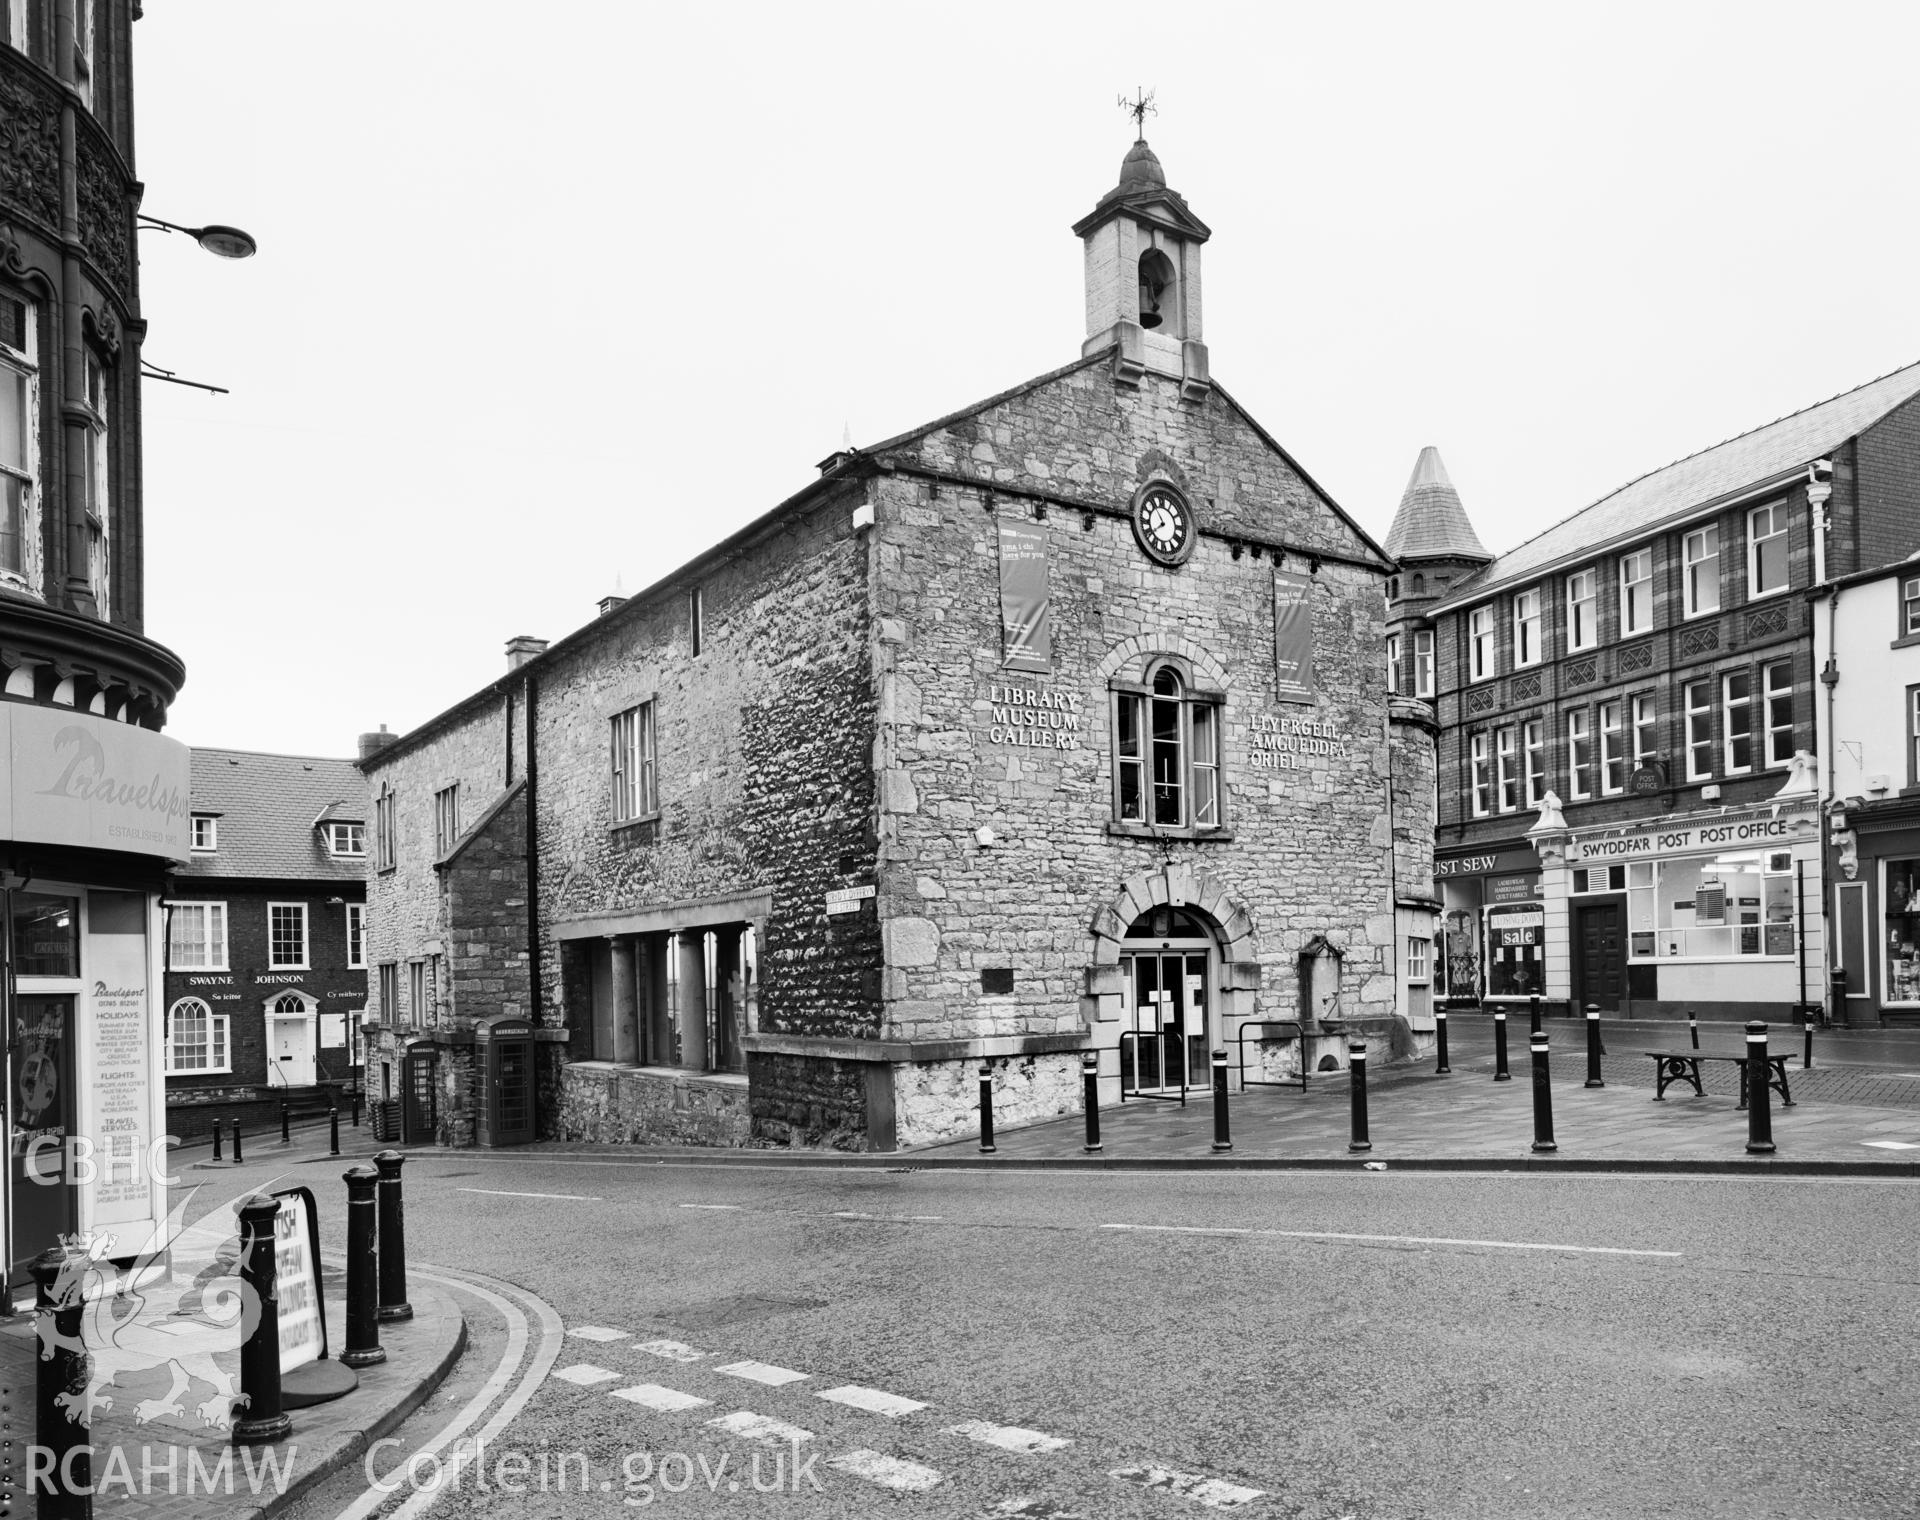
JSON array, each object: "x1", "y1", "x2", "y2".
[
  {"x1": 609, "y1": 937, "x2": 639, "y2": 1065},
  {"x1": 676, "y1": 932, "x2": 709, "y2": 1071}
]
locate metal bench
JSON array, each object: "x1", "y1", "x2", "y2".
[{"x1": 1644, "y1": 1049, "x2": 1794, "y2": 1109}]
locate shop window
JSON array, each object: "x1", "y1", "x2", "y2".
[
  {"x1": 1684, "y1": 526, "x2": 1720, "y2": 617},
  {"x1": 1620, "y1": 547, "x2": 1653, "y2": 636},
  {"x1": 1567, "y1": 709, "x2": 1593, "y2": 800},
  {"x1": 1631, "y1": 693, "x2": 1658, "y2": 769},
  {"x1": 1495, "y1": 726, "x2": 1519, "y2": 812},
  {"x1": 1469, "y1": 732, "x2": 1491, "y2": 817},
  {"x1": 0, "y1": 291, "x2": 39, "y2": 584},
  {"x1": 1762, "y1": 661, "x2": 1793, "y2": 768},
  {"x1": 1903, "y1": 576, "x2": 1920, "y2": 638},
  {"x1": 1467, "y1": 605, "x2": 1494, "y2": 681},
  {"x1": 1523, "y1": 718, "x2": 1545, "y2": 806},
  {"x1": 1685, "y1": 680, "x2": 1713, "y2": 780},
  {"x1": 1748, "y1": 503, "x2": 1788, "y2": 598},
  {"x1": 1888, "y1": 861, "x2": 1920, "y2": 1004},
  {"x1": 611, "y1": 701, "x2": 657, "y2": 822},
  {"x1": 1512, "y1": 587, "x2": 1542, "y2": 668},
  {"x1": 1628, "y1": 853, "x2": 1793, "y2": 960},
  {"x1": 1406, "y1": 937, "x2": 1430, "y2": 984},
  {"x1": 1722, "y1": 671, "x2": 1753, "y2": 775},
  {"x1": 1599, "y1": 701, "x2": 1625, "y2": 794},
  {"x1": 166, "y1": 901, "x2": 228, "y2": 971},
  {"x1": 1386, "y1": 633, "x2": 1400, "y2": 695},
  {"x1": 1414, "y1": 630, "x2": 1434, "y2": 698},
  {"x1": 1112, "y1": 662, "x2": 1223, "y2": 832},
  {"x1": 1566, "y1": 567, "x2": 1598, "y2": 652},
  {"x1": 434, "y1": 784, "x2": 461, "y2": 858},
  {"x1": 1484, "y1": 902, "x2": 1544, "y2": 997},
  {"x1": 346, "y1": 903, "x2": 366, "y2": 970},
  {"x1": 375, "y1": 787, "x2": 397, "y2": 872},
  {"x1": 269, "y1": 903, "x2": 308, "y2": 969},
  {"x1": 11, "y1": 892, "x2": 79, "y2": 977},
  {"x1": 326, "y1": 821, "x2": 364, "y2": 856},
  {"x1": 165, "y1": 998, "x2": 230, "y2": 1075},
  {"x1": 190, "y1": 815, "x2": 217, "y2": 852}
]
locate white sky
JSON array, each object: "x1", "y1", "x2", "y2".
[{"x1": 132, "y1": 1, "x2": 1920, "y2": 758}]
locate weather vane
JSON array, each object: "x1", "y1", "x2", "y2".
[{"x1": 1118, "y1": 87, "x2": 1157, "y2": 139}]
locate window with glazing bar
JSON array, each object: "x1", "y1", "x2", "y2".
[{"x1": 1113, "y1": 664, "x2": 1222, "y2": 831}]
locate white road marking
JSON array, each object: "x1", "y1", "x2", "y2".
[
  {"x1": 635, "y1": 1338, "x2": 711, "y2": 1362},
  {"x1": 611, "y1": 1383, "x2": 712, "y2": 1412},
  {"x1": 706, "y1": 1410, "x2": 814, "y2": 1444},
  {"x1": 1112, "y1": 1465, "x2": 1265, "y2": 1508},
  {"x1": 715, "y1": 1359, "x2": 811, "y2": 1386},
  {"x1": 828, "y1": 1449, "x2": 942, "y2": 1492},
  {"x1": 817, "y1": 1384, "x2": 927, "y2": 1418},
  {"x1": 948, "y1": 1418, "x2": 1070, "y2": 1454},
  {"x1": 456, "y1": 1187, "x2": 603, "y2": 1202},
  {"x1": 831, "y1": 1210, "x2": 945, "y2": 1222},
  {"x1": 679, "y1": 1203, "x2": 745, "y2": 1210},
  {"x1": 1100, "y1": 1222, "x2": 1682, "y2": 1258},
  {"x1": 568, "y1": 1325, "x2": 632, "y2": 1342},
  {"x1": 1862, "y1": 1140, "x2": 1920, "y2": 1150},
  {"x1": 551, "y1": 1364, "x2": 622, "y2": 1386}
]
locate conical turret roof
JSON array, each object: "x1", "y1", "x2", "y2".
[{"x1": 1383, "y1": 446, "x2": 1489, "y2": 563}]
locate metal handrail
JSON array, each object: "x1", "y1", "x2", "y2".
[
  {"x1": 1235, "y1": 1020, "x2": 1310, "y2": 1093},
  {"x1": 1117, "y1": 1029, "x2": 1188, "y2": 1106}
]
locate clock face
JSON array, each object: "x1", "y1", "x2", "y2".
[{"x1": 1132, "y1": 485, "x2": 1195, "y2": 566}]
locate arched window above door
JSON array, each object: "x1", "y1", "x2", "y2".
[{"x1": 1110, "y1": 657, "x2": 1225, "y2": 836}]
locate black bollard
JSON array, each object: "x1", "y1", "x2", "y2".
[
  {"x1": 232, "y1": 1122, "x2": 244, "y2": 1165},
  {"x1": 1804, "y1": 1014, "x2": 1814, "y2": 1072},
  {"x1": 352, "y1": 1086, "x2": 362, "y2": 1128},
  {"x1": 1584, "y1": 1005, "x2": 1605, "y2": 1089},
  {"x1": 1494, "y1": 1008, "x2": 1511, "y2": 1081},
  {"x1": 211, "y1": 1117, "x2": 224, "y2": 1162},
  {"x1": 329, "y1": 1106, "x2": 341, "y2": 1157},
  {"x1": 1348, "y1": 1039, "x2": 1371, "y2": 1153},
  {"x1": 280, "y1": 1100, "x2": 291, "y2": 1145},
  {"x1": 1530, "y1": 1032, "x2": 1557, "y2": 1153},
  {"x1": 1434, "y1": 1008, "x2": 1450, "y2": 1075},
  {"x1": 1211, "y1": 1048, "x2": 1232, "y2": 1153},
  {"x1": 1745, "y1": 1022, "x2": 1775, "y2": 1155},
  {"x1": 1081, "y1": 1052, "x2": 1102, "y2": 1154},
  {"x1": 1529, "y1": 994, "x2": 1542, "y2": 1036},
  {"x1": 1688, "y1": 1010, "x2": 1699, "y2": 1050},
  {"x1": 33, "y1": 1245, "x2": 92, "y2": 1520},
  {"x1": 978, "y1": 1062, "x2": 996, "y2": 1155},
  {"x1": 233, "y1": 1193, "x2": 294, "y2": 1443},
  {"x1": 374, "y1": 1150, "x2": 413, "y2": 1321},
  {"x1": 340, "y1": 1167, "x2": 386, "y2": 1368}
]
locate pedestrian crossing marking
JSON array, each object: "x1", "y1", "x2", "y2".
[
  {"x1": 828, "y1": 1449, "x2": 942, "y2": 1492},
  {"x1": 551, "y1": 1364, "x2": 622, "y2": 1386},
  {"x1": 818, "y1": 1384, "x2": 926, "y2": 1418},
  {"x1": 1861, "y1": 1139, "x2": 1920, "y2": 1149},
  {"x1": 610, "y1": 1384, "x2": 711, "y2": 1412},
  {"x1": 1112, "y1": 1465, "x2": 1265, "y2": 1508},
  {"x1": 949, "y1": 1419, "x2": 1070, "y2": 1454},
  {"x1": 706, "y1": 1410, "x2": 814, "y2": 1445},
  {"x1": 715, "y1": 1360, "x2": 811, "y2": 1386},
  {"x1": 634, "y1": 1338, "x2": 711, "y2": 1362},
  {"x1": 568, "y1": 1325, "x2": 631, "y2": 1342}
]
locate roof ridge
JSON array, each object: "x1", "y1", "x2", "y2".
[{"x1": 188, "y1": 745, "x2": 359, "y2": 765}]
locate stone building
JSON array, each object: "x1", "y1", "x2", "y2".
[
  {"x1": 1397, "y1": 361, "x2": 1920, "y2": 1023},
  {"x1": 161, "y1": 749, "x2": 368, "y2": 1138},
  {"x1": 360, "y1": 140, "x2": 1438, "y2": 1151},
  {"x1": 0, "y1": 4, "x2": 209, "y2": 1283}
]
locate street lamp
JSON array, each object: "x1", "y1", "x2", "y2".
[{"x1": 136, "y1": 214, "x2": 257, "y2": 260}]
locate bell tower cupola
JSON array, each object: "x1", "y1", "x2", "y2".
[{"x1": 1074, "y1": 128, "x2": 1212, "y2": 400}]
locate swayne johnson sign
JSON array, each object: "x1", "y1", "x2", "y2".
[{"x1": 1, "y1": 706, "x2": 191, "y2": 858}]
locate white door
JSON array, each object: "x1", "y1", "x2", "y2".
[{"x1": 272, "y1": 1016, "x2": 316, "y2": 1086}]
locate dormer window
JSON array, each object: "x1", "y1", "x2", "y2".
[
  {"x1": 325, "y1": 821, "x2": 365, "y2": 857},
  {"x1": 190, "y1": 815, "x2": 217, "y2": 852}
]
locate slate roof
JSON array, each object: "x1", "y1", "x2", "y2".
[
  {"x1": 174, "y1": 748, "x2": 367, "y2": 883},
  {"x1": 1432, "y1": 357, "x2": 1920, "y2": 610},
  {"x1": 1382, "y1": 446, "x2": 1489, "y2": 563}
]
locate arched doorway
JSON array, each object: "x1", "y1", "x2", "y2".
[{"x1": 1118, "y1": 904, "x2": 1217, "y2": 1095}]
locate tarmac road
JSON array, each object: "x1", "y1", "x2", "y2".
[{"x1": 276, "y1": 1151, "x2": 1920, "y2": 1520}]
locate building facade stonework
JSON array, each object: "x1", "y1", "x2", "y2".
[{"x1": 360, "y1": 141, "x2": 1438, "y2": 1150}]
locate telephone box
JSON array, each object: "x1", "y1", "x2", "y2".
[
  {"x1": 401, "y1": 1039, "x2": 438, "y2": 1144},
  {"x1": 477, "y1": 1014, "x2": 535, "y2": 1147}
]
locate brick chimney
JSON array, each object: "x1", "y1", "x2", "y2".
[
  {"x1": 357, "y1": 724, "x2": 399, "y2": 761},
  {"x1": 505, "y1": 635, "x2": 549, "y2": 670}
]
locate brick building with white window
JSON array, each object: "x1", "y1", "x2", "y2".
[
  {"x1": 1396, "y1": 361, "x2": 1920, "y2": 1023},
  {"x1": 358, "y1": 139, "x2": 1440, "y2": 1152},
  {"x1": 162, "y1": 749, "x2": 367, "y2": 1137}
]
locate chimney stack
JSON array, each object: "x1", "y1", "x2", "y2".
[
  {"x1": 357, "y1": 724, "x2": 399, "y2": 762},
  {"x1": 506, "y1": 635, "x2": 549, "y2": 670}
]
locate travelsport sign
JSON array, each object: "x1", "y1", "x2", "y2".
[{"x1": 0, "y1": 705, "x2": 191, "y2": 859}]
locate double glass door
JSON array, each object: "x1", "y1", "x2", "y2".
[{"x1": 1122, "y1": 950, "x2": 1211, "y2": 1094}]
